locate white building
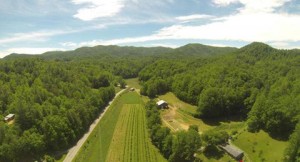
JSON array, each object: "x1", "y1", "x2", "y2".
[
  {"x1": 4, "y1": 114, "x2": 15, "y2": 122},
  {"x1": 156, "y1": 100, "x2": 168, "y2": 108}
]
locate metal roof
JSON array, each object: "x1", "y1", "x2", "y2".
[
  {"x1": 219, "y1": 144, "x2": 244, "y2": 159},
  {"x1": 156, "y1": 100, "x2": 167, "y2": 106},
  {"x1": 5, "y1": 114, "x2": 15, "y2": 118}
]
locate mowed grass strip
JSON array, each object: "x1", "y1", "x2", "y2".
[
  {"x1": 74, "y1": 92, "x2": 166, "y2": 162},
  {"x1": 159, "y1": 92, "x2": 197, "y2": 115},
  {"x1": 105, "y1": 103, "x2": 166, "y2": 162},
  {"x1": 125, "y1": 78, "x2": 142, "y2": 89},
  {"x1": 232, "y1": 130, "x2": 288, "y2": 162},
  {"x1": 73, "y1": 92, "x2": 138, "y2": 162}
]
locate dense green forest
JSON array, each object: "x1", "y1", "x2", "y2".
[
  {"x1": 145, "y1": 100, "x2": 201, "y2": 162},
  {"x1": 0, "y1": 42, "x2": 299, "y2": 161},
  {"x1": 0, "y1": 59, "x2": 115, "y2": 161},
  {"x1": 139, "y1": 42, "x2": 300, "y2": 161}
]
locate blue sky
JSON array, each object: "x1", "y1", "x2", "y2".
[{"x1": 0, "y1": 0, "x2": 300, "y2": 57}]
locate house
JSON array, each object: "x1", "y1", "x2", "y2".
[
  {"x1": 130, "y1": 88, "x2": 135, "y2": 91},
  {"x1": 156, "y1": 100, "x2": 168, "y2": 108},
  {"x1": 4, "y1": 114, "x2": 15, "y2": 122},
  {"x1": 219, "y1": 144, "x2": 244, "y2": 160}
]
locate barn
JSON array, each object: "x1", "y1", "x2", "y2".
[
  {"x1": 156, "y1": 100, "x2": 168, "y2": 109},
  {"x1": 4, "y1": 114, "x2": 15, "y2": 122},
  {"x1": 219, "y1": 144, "x2": 244, "y2": 160}
]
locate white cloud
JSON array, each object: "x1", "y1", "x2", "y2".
[
  {"x1": 213, "y1": 0, "x2": 239, "y2": 6},
  {"x1": 270, "y1": 41, "x2": 300, "y2": 49},
  {"x1": 60, "y1": 42, "x2": 78, "y2": 47},
  {"x1": 102, "y1": 36, "x2": 164, "y2": 45},
  {"x1": 59, "y1": 0, "x2": 300, "y2": 50},
  {"x1": 176, "y1": 14, "x2": 214, "y2": 22},
  {"x1": 78, "y1": 11, "x2": 300, "y2": 47},
  {"x1": 206, "y1": 43, "x2": 232, "y2": 47},
  {"x1": 151, "y1": 0, "x2": 298, "y2": 42},
  {"x1": 155, "y1": 12, "x2": 300, "y2": 42},
  {"x1": 0, "y1": 25, "x2": 106, "y2": 44},
  {"x1": 147, "y1": 43, "x2": 178, "y2": 48},
  {"x1": 59, "y1": 35, "x2": 166, "y2": 49},
  {"x1": 0, "y1": 47, "x2": 65, "y2": 58},
  {"x1": 213, "y1": 0, "x2": 291, "y2": 13},
  {"x1": 0, "y1": 30, "x2": 77, "y2": 44},
  {"x1": 72, "y1": 0, "x2": 125, "y2": 21}
]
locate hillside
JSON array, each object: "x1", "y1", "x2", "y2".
[
  {"x1": 170, "y1": 43, "x2": 237, "y2": 57},
  {"x1": 3, "y1": 43, "x2": 237, "y2": 61},
  {"x1": 139, "y1": 42, "x2": 300, "y2": 161},
  {"x1": 0, "y1": 42, "x2": 299, "y2": 162}
]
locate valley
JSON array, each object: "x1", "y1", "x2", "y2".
[
  {"x1": 0, "y1": 43, "x2": 298, "y2": 162},
  {"x1": 1, "y1": 1, "x2": 300, "y2": 161}
]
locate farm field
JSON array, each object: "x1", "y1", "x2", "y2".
[
  {"x1": 125, "y1": 78, "x2": 142, "y2": 89},
  {"x1": 115, "y1": 86, "x2": 123, "y2": 93},
  {"x1": 73, "y1": 91, "x2": 166, "y2": 162},
  {"x1": 106, "y1": 103, "x2": 166, "y2": 162},
  {"x1": 159, "y1": 92, "x2": 197, "y2": 115},
  {"x1": 232, "y1": 130, "x2": 288, "y2": 162},
  {"x1": 196, "y1": 151, "x2": 235, "y2": 162},
  {"x1": 158, "y1": 92, "x2": 289, "y2": 162},
  {"x1": 159, "y1": 92, "x2": 215, "y2": 132},
  {"x1": 73, "y1": 91, "x2": 127, "y2": 162}
]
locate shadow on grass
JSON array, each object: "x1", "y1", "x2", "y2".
[
  {"x1": 265, "y1": 129, "x2": 290, "y2": 141},
  {"x1": 203, "y1": 145, "x2": 225, "y2": 160},
  {"x1": 201, "y1": 115, "x2": 247, "y2": 126}
]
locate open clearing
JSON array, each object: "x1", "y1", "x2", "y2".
[
  {"x1": 125, "y1": 78, "x2": 141, "y2": 89},
  {"x1": 106, "y1": 103, "x2": 166, "y2": 162},
  {"x1": 159, "y1": 92, "x2": 197, "y2": 115},
  {"x1": 232, "y1": 130, "x2": 288, "y2": 162},
  {"x1": 73, "y1": 91, "x2": 166, "y2": 162},
  {"x1": 158, "y1": 92, "x2": 288, "y2": 162},
  {"x1": 159, "y1": 92, "x2": 215, "y2": 133}
]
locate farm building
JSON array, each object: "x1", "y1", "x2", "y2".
[
  {"x1": 130, "y1": 88, "x2": 135, "y2": 91},
  {"x1": 219, "y1": 144, "x2": 244, "y2": 160},
  {"x1": 4, "y1": 114, "x2": 15, "y2": 122},
  {"x1": 156, "y1": 100, "x2": 168, "y2": 108}
]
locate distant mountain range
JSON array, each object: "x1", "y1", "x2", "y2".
[
  {"x1": 3, "y1": 43, "x2": 238, "y2": 60},
  {"x1": 3, "y1": 42, "x2": 299, "y2": 61}
]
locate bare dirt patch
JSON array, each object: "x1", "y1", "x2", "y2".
[{"x1": 162, "y1": 105, "x2": 189, "y2": 131}]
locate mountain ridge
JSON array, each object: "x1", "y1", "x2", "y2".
[{"x1": 3, "y1": 42, "x2": 293, "y2": 60}]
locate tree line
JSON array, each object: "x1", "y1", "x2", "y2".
[
  {"x1": 138, "y1": 42, "x2": 300, "y2": 160},
  {"x1": 145, "y1": 101, "x2": 201, "y2": 162},
  {"x1": 0, "y1": 59, "x2": 115, "y2": 161},
  {"x1": 1, "y1": 42, "x2": 299, "y2": 161}
]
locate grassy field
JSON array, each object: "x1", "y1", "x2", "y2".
[
  {"x1": 232, "y1": 130, "x2": 288, "y2": 162},
  {"x1": 159, "y1": 92, "x2": 215, "y2": 132},
  {"x1": 159, "y1": 92, "x2": 197, "y2": 115},
  {"x1": 73, "y1": 91, "x2": 166, "y2": 162},
  {"x1": 196, "y1": 151, "x2": 235, "y2": 162},
  {"x1": 125, "y1": 78, "x2": 141, "y2": 89},
  {"x1": 106, "y1": 104, "x2": 166, "y2": 162},
  {"x1": 158, "y1": 92, "x2": 288, "y2": 162},
  {"x1": 115, "y1": 86, "x2": 122, "y2": 93},
  {"x1": 73, "y1": 92, "x2": 127, "y2": 162},
  {"x1": 55, "y1": 154, "x2": 66, "y2": 162}
]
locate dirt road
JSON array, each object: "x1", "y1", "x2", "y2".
[{"x1": 63, "y1": 89, "x2": 126, "y2": 162}]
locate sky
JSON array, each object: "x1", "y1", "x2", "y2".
[{"x1": 0, "y1": 0, "x2": 300, "y2": 58}]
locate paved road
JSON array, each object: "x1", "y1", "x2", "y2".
[{"x1": 63, "y1": 89, "x2": 126, "y2": 162}]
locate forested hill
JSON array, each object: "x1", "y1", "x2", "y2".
[
  {"x1": 169, "y1": 43, "x2": 237, "y2": 57},
  {"x1": 0, "y1": 42, "x2": 299, "y2": 161},
  {"x1": 3, "y1": 44, "x2": 237, "y2": 79},
  {"x1": 138, "y1": 42, "x2": 300, "y2": 161},
  {"x1": 3, "y1": 43, "x2": 237, "y2": 61},
  {"x1": 139, "y1": 42, "x2": 300, "y2": 161},
  {"x1": 41, "y1": 45, "x2": 173, "y2": 60}
]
